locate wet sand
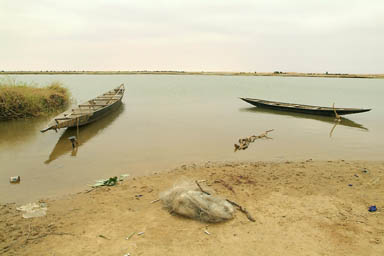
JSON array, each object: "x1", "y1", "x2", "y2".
[{"x1": 1, "y1": 160, "x2": 383, "y2": 255}]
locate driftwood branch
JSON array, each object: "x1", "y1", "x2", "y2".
[
  {"x1": 195, "y1": 180, "x2": 255, "y2": 222},
  {"x1": 234, "y1": 129, "x2": 274, "y2": 152}
]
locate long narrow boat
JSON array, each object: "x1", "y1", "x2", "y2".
[
  {"x1": 240, "y1": 97, "x2": 371, "y2": 116},
  {"x1": 41, "y1": 84, "x2": 125, "y2": 132}
]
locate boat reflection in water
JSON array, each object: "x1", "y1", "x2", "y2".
[
  {"x1": 45, "y1": 104, "x2": 125, "y2": 164},
  {"x1": 240, "y1": 107, "x2": 368, "y2": 131},
  {"x1": 0, "y1": 117, "x2": 50, "y2": 149}
]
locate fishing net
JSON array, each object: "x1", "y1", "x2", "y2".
[{"x1": 160, "y1": 181, "x2": 235, "y2": 223}]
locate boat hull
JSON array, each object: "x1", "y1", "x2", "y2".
[
  {"x1": 240, "y1": 98, "x2": 371, "y2": 116},
  {"x1": 41, "y1": 84, "x2": 125, "y2": 132},
  {"x1": 67, "y1": 99, "x2": 122, "y2": 128}
]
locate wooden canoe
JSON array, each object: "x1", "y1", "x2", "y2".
[
  {"x1": 41, "y1": 84, "x2": 125, "y2": 132},
  {"x1": 240, "y1": 97, "x2": 371, "y2": 116}
]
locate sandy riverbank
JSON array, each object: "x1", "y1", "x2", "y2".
[{"x1": 1, "y1": 160, "x2": 383, "y2": 255}]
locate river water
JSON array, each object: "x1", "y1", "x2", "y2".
[{"x1": 0, "y1": 75, "x2": 383, "y2": 203}]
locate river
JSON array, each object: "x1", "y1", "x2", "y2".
[{"x1": 0, "y1": 74, "x2": 383, "y2": 203}]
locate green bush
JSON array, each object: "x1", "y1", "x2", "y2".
[{"x1": 0, "y1": 79, "x2": 70, "y2": 120}]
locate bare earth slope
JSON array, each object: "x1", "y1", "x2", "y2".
[{"x1": 1, "y1": 160, "x2": 383, "y2": 256}]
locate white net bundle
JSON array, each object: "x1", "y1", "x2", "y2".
[{"x1": 160, "y1": 181, "x2": 235, "y2": 223}]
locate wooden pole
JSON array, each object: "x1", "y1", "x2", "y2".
[{"x1": 76, "y1": 117, "x2": 79, "y2": 143}]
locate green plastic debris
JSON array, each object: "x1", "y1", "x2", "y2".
[
  {"x1": 104, "y1": 176, "x2": 118, "y2": 186},
  {"x1": 91, "y1": 176, "x2": 117, "y2": 187},
  {"x1": 91, "y1": 174, "x2": 130, "y2": 188}
]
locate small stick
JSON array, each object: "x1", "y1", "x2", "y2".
[
  {"x1": 195, "y1": 180, "x2": 255, "y2": 222},
  {"x1": 195, "y1": 180, "x2": 210, "y2": 195},
  {"x1": 150, "y1": 199, "x2": 160, "y2": 204},
  {"x1": 27, "y1": 232, "x2": 75, "y2": 241},
  {"x1": 24, "y1": 223, "x2": 31, "y2": 244},
  {"x1": 257, "y1": 129, "x2": 274, "y2": 139},
  {"x1": 126, "y1": 232, "x2": 136, "y2": 240},
  {"x1": 226, "y1": 199, "x2": 256, "y2": 222},
  {"x1": 85, "y1": 187, "x2": 97, "y2": 193},
  {"x1": 98, "y1": 234, "x2": 110, "y2": 240}
]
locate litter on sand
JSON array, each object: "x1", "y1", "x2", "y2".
[
  {"x1": 126, "y1": 232, "x2": 135, "y2": 240},
  {"x1": 16, "y1": 202, "x2": 47, "y2": 218},
  {"x1": 91, "y1": 174, "x2": 130, "y2": 187},
  {"x1": 369, "y1": 205, "x2": 377, "y2": 212},
  {"x1": 9, "y1": 176, "x2": 21, "y2": 184},
  {"x1": 98, "y1": 234, "x2": 110, "y2": 240},
  {"x1": 94, "y1": 176, "x2": 118, "y2": 187},
  {"x1": 119, "y1": 174, "x2": 130, "y2": 181},
  {"x1": 160, "y1": 181, "x2": 235, "y2": 223}
]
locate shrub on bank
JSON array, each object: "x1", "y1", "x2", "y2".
[{"x1": 0, "y1": 80, "x2": 70, "y2": 120}]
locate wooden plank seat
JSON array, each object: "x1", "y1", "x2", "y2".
[
  {"x1": 54, "y1": 117, "x2": 73, "y2": 121},
  {"x1": 93, "y1": 98, "x2": 119, "y2": 100},
  {"x1": 78, "y1": 104, "x2": 109, "y2": 107}
]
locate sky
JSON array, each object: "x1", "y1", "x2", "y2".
[{"x1": 0, "y1": 0, "x2": 383, "y2": 73}]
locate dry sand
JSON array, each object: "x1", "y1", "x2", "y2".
[{"x1": 1, "y1": 160, "x2": 383, "y2": 256}]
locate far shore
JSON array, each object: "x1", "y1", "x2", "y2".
[{"x1": 1, "y1": 71, "x2": 384, "y2": 79}]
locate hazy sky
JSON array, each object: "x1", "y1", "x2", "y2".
[{"x1": 1, "y1": 0, "x2": 383, "y2": 73}]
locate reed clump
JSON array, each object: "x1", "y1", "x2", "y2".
[{"x1": 0, "y1": 80, "x2": 70, "y2": 120}]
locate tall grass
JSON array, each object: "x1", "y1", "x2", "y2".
[{"x1": 0, "y1": 78, "x2": 70, "y2": 120}]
